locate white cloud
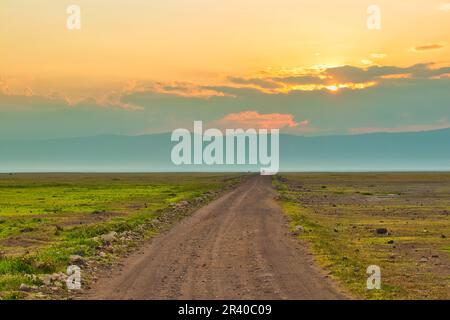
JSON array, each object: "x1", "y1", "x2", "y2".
[{"x1": 438, "y1": 3, "x2": 450, "y2": 11}]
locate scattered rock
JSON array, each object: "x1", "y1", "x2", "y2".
[
  {"x1": 170, "y1": 200, "x2": 192, "y2": 211},
  {"x1": 179, "y1": 200, "x2": 190, "y2": 207},
  {"x1": 42, "y1": 275, "x2": 52, "y2": 286},
  {"x1": 19, "y1": 283, "x2": 31, "y2": 292},
  {"x1": 101, "y1": 231, "x2": 117, "y2": 243},
  {"x1": 48, "y1": 273, "x2": 66, "y2": 283},
  {"x1": 441, "y1": 234, "x2": 446, "y2": 239},
  {"x1": 375, "y1": 228, "x2": 388, "y2": 235},
  {"x1": 104, "y1": 245, "x2": 114, "y2": 253},
  {"x1": 193, "y1": 197, "x2": 204, "y2": 204},
  {"x1": 419, "y1": 257, "x2": 429, "y2": 263},
  {"x1": 291, "y1": 225, "x2": 303, "y2": 236},
  {"x1": 387, "y1": 240, "x2": 394, "y2": 244},
  {"x1": 69, "y1": 255, "x2": 84, "y2": 265}
]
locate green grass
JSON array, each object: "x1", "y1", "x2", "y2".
[{"x1": 0, "y1": 173, "x2": 246, "y2": 299}]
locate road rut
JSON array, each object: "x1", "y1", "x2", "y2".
[{"x1": 86, "y1": 175, "x2": 345, "y2": 299}]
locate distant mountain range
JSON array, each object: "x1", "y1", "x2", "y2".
[{"x1": 1, "y1": 129, "x2": 450, "y2": 172}]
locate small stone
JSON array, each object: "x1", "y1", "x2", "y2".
[
  {"x1": 291, "y1": 225, "x2": 304, "y2": 236},
  {"x1": 441, "y1": 234, "x2": 446, "y2": 239},
  {"x1": 51, "y1": 273, "x2": 62, "y2": 281},
  {"x1": 104, "y1": 245, "x2": 114, "y2": 253},
  {"x1": 42, "y1": 275, "x2": 52, "y2": 286},
  {"x1": 419, "y1": 257, "x2": 428, "y2": 263},
  {"x1": 101, "y1": 231, "x2": 117, "y2": 243},
  {"x1": 387, "y1": 240, "x2": 394, "y2": 244},
  {"x1": 178, "y1": 201, "x2": 189, "y2": 207},
  {"x1": 194, "y1": 197, "x2": 203, "y2": 203},
  {"x1": 69, "y1": 255, "x2": 84, "y2": 265},
  {"x1": 19, "y1": 283, "x2": 31, "y2": 292},
  {"x1": 376, "y1": 228, "x2": 388, "y2": 235}
]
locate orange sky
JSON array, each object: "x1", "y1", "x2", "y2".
[{"x1": 1, "y1": 0, "x2": 449, "y2": 98}]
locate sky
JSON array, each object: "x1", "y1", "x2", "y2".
[{"x1": 1, "y1": 0, "x2": 449, "y2": 139}]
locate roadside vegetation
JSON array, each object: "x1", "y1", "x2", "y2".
[
  {"x1": 274, "y1": 173, "x2": 450, "y2": 300},
  {"x1": 0, "y1": 173, "x2": 246, "y2": 299}
]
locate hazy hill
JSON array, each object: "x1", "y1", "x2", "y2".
[{"x1": 1, "y1": 129, "x2": 450, "y2": 172}]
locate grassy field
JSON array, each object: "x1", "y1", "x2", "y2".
[
  {"x1": 275, "y1": 173, "x2": 450, "y2": 299},
  {"x1": 2, "y1": 172, "x2": 448, "y2": 300},
  {"x1": 0, "y1": 173, "x2": 245, "y2": 299}
]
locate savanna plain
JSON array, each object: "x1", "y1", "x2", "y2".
[{"x1": 0, "y1": 172, "x2": 448, "y2": 300}]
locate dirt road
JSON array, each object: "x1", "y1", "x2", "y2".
[{"x1": 86, "y1": 175, "x2": 345, "y2": 299}]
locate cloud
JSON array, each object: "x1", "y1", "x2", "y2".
[
  {"x1": 0, "y1": 76, "x2": 146, "y2": 111},
  {"x1": 215, "y1": 64, "x2": 450, "y2": 95},
  {"x1": 157, "y1": 83, "x2": 231, "y2": 98},
  {"x1": 0, "y1": 77, "x2": 12, "y2": 95},
  {"x1": 227, "y1": 77, "x2": 282, "y2": 89},
  {"x1": 1, "y1": 72, "x2": 449, "y2": 139},
  {"x1": 349, "y1": 120, "x2": 450, "y2": 134},
  {"x1": 212, "y1": 110, "x2": 308, "y2": 130},
  {"x1": 361, "y1": 59, "x2": 374, "y2": 65},
  {"x1": 324, "y1": 65, "x2": 374, "y2": 83},
  {"x1": 413, "y1": 43, "x2": 445, "y2": 51},
  {"x1": 321, "y1": 63, "x2": 450, "y2": 83},
  {"x1": 271, "y1": 75, "x2": 324, "y2": 85},
  {"x1": 2, "y1": 62, "x2": 450, "y2": 139},
  {"x1": 4, "y1": 62, "x2": 449, "y2": 113},
  {"x1": 438, "y1": 3, "x2": 450, "y2": 11}
]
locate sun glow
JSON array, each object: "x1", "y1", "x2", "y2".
[{"x1": 326, "y1": 85, "x2": 339, "y2": 92}]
